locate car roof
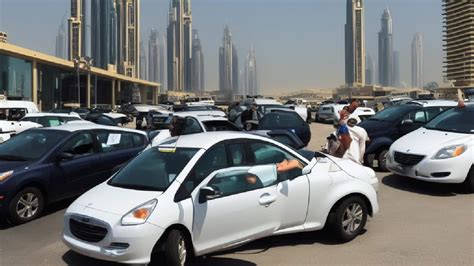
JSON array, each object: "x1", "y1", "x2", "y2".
[
  {"x1": 406, "y1": 99, "x2": 458, "y2": 107},
  {"x1": 0, "y1": 100, "x2": 39, "y2": 112},
  {"x1": 174, "y1": 112, "x2": 228, "y2": 121},
  {"x1": 41, "y1": 121, "x2": 147, "y2": 135},
  {"x1": 158, "y1": 132, "x2": 268, "y2": 150},
  {"x1": 23, "y1": 112, "x2": 81, "y2": 118}
]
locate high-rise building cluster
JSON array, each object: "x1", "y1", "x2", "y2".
[
  {"x1": 345, "y1": 0, "x2": 423, "y2": 89},
  {"x1": 148, "y1": 29, "x2": 165, "y2": 90},
  {"x1": 55, "y1": 17, "x2": 67, "y2": 59},
  {"x1": 442, "y1": 0, "x2": 474, "y2": 87},
  {"x1": 68, "y1": 0, "x2": 140, "y2": 78},
  {"x1": 244, "y1": 47, "x2": 259, "y2": 96},
  {"x1": 219, "y1": 26, "x2": 239, "y2": 99},
  {"x1": 191, "y1": 29, "x2": 205, "y2": 92}
]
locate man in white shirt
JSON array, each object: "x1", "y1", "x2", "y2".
[{"x1": 344, "y1": 118, "x2": 370, "y2": 164}]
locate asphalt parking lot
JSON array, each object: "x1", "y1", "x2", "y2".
[{"x1": 0, "y1": 122, "x2": 473, "y2": 266}]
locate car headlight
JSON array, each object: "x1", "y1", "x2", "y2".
[
  {"x1": 433, "y1": 144, "x2": 466, "y2": 160},
  {"x1": 121, "y1": 199, "x2": 157, "y2": 226},
  {"x1": 0, "y1": 170, "x2": 13, "y2": 182}
]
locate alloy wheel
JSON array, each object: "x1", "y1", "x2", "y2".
[
  {"x1": 342, "y1": 203, "x2": 363, "y2": 234},
  {"x1": 178, "y1": 237, "x2": 187, "y2": 266},
  {"x1": 16, "y1": 192, "x2": 39, "y2": 219}
]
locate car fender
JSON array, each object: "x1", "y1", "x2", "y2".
[
  {"x1": 308, "y1": 179, "x2": 378, "y2": 230},
  {"x1": 366, "y1": 136, "x2": 394, "y2": 155}
]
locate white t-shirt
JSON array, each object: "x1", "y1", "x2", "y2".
[{"x1": 343, "y1": 125, "x2": 370, "y2": 164}]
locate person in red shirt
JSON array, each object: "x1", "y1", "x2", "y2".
[{"x1": 337, "y1": 99, "x2": 359, "y2": 153}]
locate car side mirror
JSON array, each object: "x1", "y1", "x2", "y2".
[
  {"x1": 199, "y1": 186, "x2": 221, "y2": 203},
  {"x1": 302, "y1": 157, "x2": 318, "y2": 175},
  {"x1": 57, "y1": 152, "x2": 75, "y2": 161},
  {"x1": 400, "y1": 119, "x2": 413, "y2": 126}
]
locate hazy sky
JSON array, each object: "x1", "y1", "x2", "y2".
[{"x1": 0, "y1": 0, "x2": 443, "y2": 93}]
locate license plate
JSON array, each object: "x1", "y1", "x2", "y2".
[{"x1": 394, "y1": 164, "x2": 410, "y2": 176}]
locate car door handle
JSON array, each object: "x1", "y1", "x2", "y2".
[{"x1": 259, "y1": 193, "x2": 277, "y2": 207}]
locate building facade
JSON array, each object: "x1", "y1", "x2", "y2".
[
  {"x1": 245, "y1": 47, "x2": 259, "y2": 96},
  {"x1": 91, "y1": 0, "x2": 117, "y2": 71},
  {"x1": 393, "y1": 50, "x2": 400, "y2": 88},
  {"x1": 443, "y1": 1, "x2": 474, "y2": 87},
  {"x1": 55, "y1": 19, "x2": 67, "y2": 60},
  {"x1": 139, "y1": 41, "x2": 147, "y2": 80},
  {"x1": 411, "y1": 33, "x2": 423, "y2": 89},
  {"x1": 167, "y1": 0, "x2": 192, "y2": 92},
  {"x1": 191, "y1": 29, "x2": 205, "y2": 92},
  {"x1": 219, "y1": 26, "x2": 239, "y2": 100},
  {"x1": 365, "y1": 54, "x2": 375, "y2": 85},
  {"x1": 68, "y1": 0, "x2": 87, "y2": 61},
  {"x1": 148, "y1": 29, "x2": 165, "y2": 92},
  {"x1": 378, "y1": 8, "x2": 393, "y2": 87},
  {"x1": 116, "y1": 0, "x2": 140, "y2": 78},
  {"x1": 345, "y1": 0, "x2": 365, "y2": 87}
]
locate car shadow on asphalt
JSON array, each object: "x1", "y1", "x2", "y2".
[
  {"x1": 382, "y1": 174, "x2": 467, "y2": 197},
  {"x1": 0, "y1": 198, "x2": 75, "y2": 230},
  {"x1": 61, "y1": 229, "x2": 351, "y2": 265}
]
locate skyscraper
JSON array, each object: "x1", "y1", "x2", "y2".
[
  {"x1": 55, "y1": 19, "x2": 67, "y2": 59},
  {"x1": 345, "y1": 0, "x2": 365, "y2": 87},
  {"x1": 68, "y1": 0, "x2": 87, "y2": 60},
  {"x1": 219, "y1": 26, "x2": 239, "y2": 99},
  {"x1": 167, "y1": 0, "x2": 193, "y2": 92},
  {"x1": 148, "y1": 29, "x2": 164, "y2": 87},
  {"x1": 139, "y1": 41, "x2": 147, "y2": 80},
  {"x1": 393, "y1": 50, "x2": 400, "y2": 88},
  {"x1": 245, "y1": 47, "x2": 259, "y2": 96},
  {"x1": 91, "y1": 0, "x2": 117, "y2": 70},
  {"x1": 116, "y1": 0, "x2": 140, "y2": 78},
  {"x1": 443, "y1": 1, "x2": 474, "y2": 87},
  {"x1": 365, "y1": 54, "x2": 375, "y2": 85},
  {"x1": 378, "y1": 8, "x2": 393, "y2": 87},
  {"x1": 411, "y1": 33, "x2": 423, "y2": 89},
  {"x1": 191, "y1": 29, "x2": 205, "y2": 92}
]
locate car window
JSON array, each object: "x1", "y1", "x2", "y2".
[
  {"x1": 181, "y1": 117, "x2": 204, "y2": 135},
  {"x1": 203, "y1": 120, "x2": 240, "y2": 131},
  {"x1": 207, "y1": 169, "x2": 276, "y2": 198},
  {"x1": 20, "y1": 117, "x2": 38, "y2": 123},
  {"x1": 60, "y1": 133, "x2": 96, "y2": 156},
  {"x1": 95, "y1": 131, "x2": 142, "y2": 152},
  {"x1": 404, "y1": 110, "x2": 426, "y2": 123},
  {"x1": 249, "y1": 142, "x2": 303, "y2": 180},
  {"x1": 259, "y1": 112, "x2": 305, "y2": 129},
  {"x1": 425, "y1": 107, "x2": 451, "y2": 121},
  {"x1": 37, "y1": 117, "x2": 62, "y2": 127},
  {"x1": 0, "y1": 108, "x2": 27, "y2": 121},
  {"x1": 228, "y1": 143, "x2": 247, "y2": 166},
  {"x1": 60, "y1": 116, "x2": 82, "y2": 124}
]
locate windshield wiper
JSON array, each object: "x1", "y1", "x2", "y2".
[{"x1": 0, "y1": 155, "x2": 29, "y2": 161}]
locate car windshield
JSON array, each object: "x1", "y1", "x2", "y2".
[
  {"x1": 0, "y1": 129, "x2": 68, "y2": 161},
  {"x1": 423, "y1": 107, "x2": 474, "y2": 134},
  {"x1": 368, "y1": 106, "x2": 414, "y2": 122},
  {"x1": 259, "y1": 112, "x2": 305, "y2": 129},
  {"x1": 109, "y1": 147, "x2": 199, "y2": 191},
  {"x1": 203, "y1": 120, "x2": 240, "y2": 131}
]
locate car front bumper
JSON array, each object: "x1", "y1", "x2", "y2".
[
  {"x1": 63, "y1": 206, "x2": 165, "y2": 264},
  {"x1": 387, "y1": 151, "x2": 471, "y2": 184}
]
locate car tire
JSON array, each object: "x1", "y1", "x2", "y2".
[
  {"x1": 332, "y1": 196, "x2": 368, "y2": 242},
  {"x1": 378, "y1": 149, "x2": 389, "y2": 172},
  {"x1": 8, "y1": 187, "x2": 45, "y2": 224},
  {"x1": 365, "y1": 154, "x2": 375, "y2": 168},
  {"x1": 462, "y1": 166, "x2": 474, "y2": 193},
  {"x1": 164, "y1": 230, "x2": 188, "y2": 266}
]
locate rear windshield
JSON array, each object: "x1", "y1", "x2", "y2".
[
  {"x1": 203, "y1": 120, "x2": 240, "y2": 131},
  {"x1": 259, "y1": 112, "x2": 306, "y2": 129}
]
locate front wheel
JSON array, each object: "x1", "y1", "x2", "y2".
[
  {"x1": 331, "y1": 196, "x2": 368, "y2": 242},
  {"x1": 8, "y1": 187, "x2": 45, "y2": 224},
  {"x1": 378, "y1": 149, "x2": 389, "y2": 172},
  {"x1": 164, "y1": 230, "x2": 188, "y2": 266}
]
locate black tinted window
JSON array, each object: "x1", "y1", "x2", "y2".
[
  {"x1": 203, "y1": 120, "x2": 240, "y2": 131},
  {"x1": 61, "y1": 133, "x2": 96, "y2": 156},
  {"x1": 259, "y1": 112, "x2": 305, "y2": 129}
]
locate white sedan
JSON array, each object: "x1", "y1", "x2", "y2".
[
  {"x1": 62, "y1": 132, "x2": 378, "y2": 265},
  {"x1": 387, "y1": 104, "x2": 474, "y2": 192}
]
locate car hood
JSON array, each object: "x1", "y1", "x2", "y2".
[
  {"x1": 0, "y1": 160, "x2": 32, "y2": 173},
  {"x1": 72, "y1": 182, "x2": 163, "y2": 216},
  {"x1": 391, "y1": 128, "x2": 473, "y2": 155}
]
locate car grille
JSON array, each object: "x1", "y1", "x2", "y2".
[
  {"x1": 394, "y1": 151, "x2": 425, "y2": 166},
  {"x1": 69, "y1": 218, "x2": 108, "y2": 243}
]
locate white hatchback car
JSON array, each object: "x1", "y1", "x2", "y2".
[
  {"x1": 62, "y1": 132, "x2": 378, "y2": 265},
  {"x1": 387, "y1": 105, "x2": 474, "y2": 192}
]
